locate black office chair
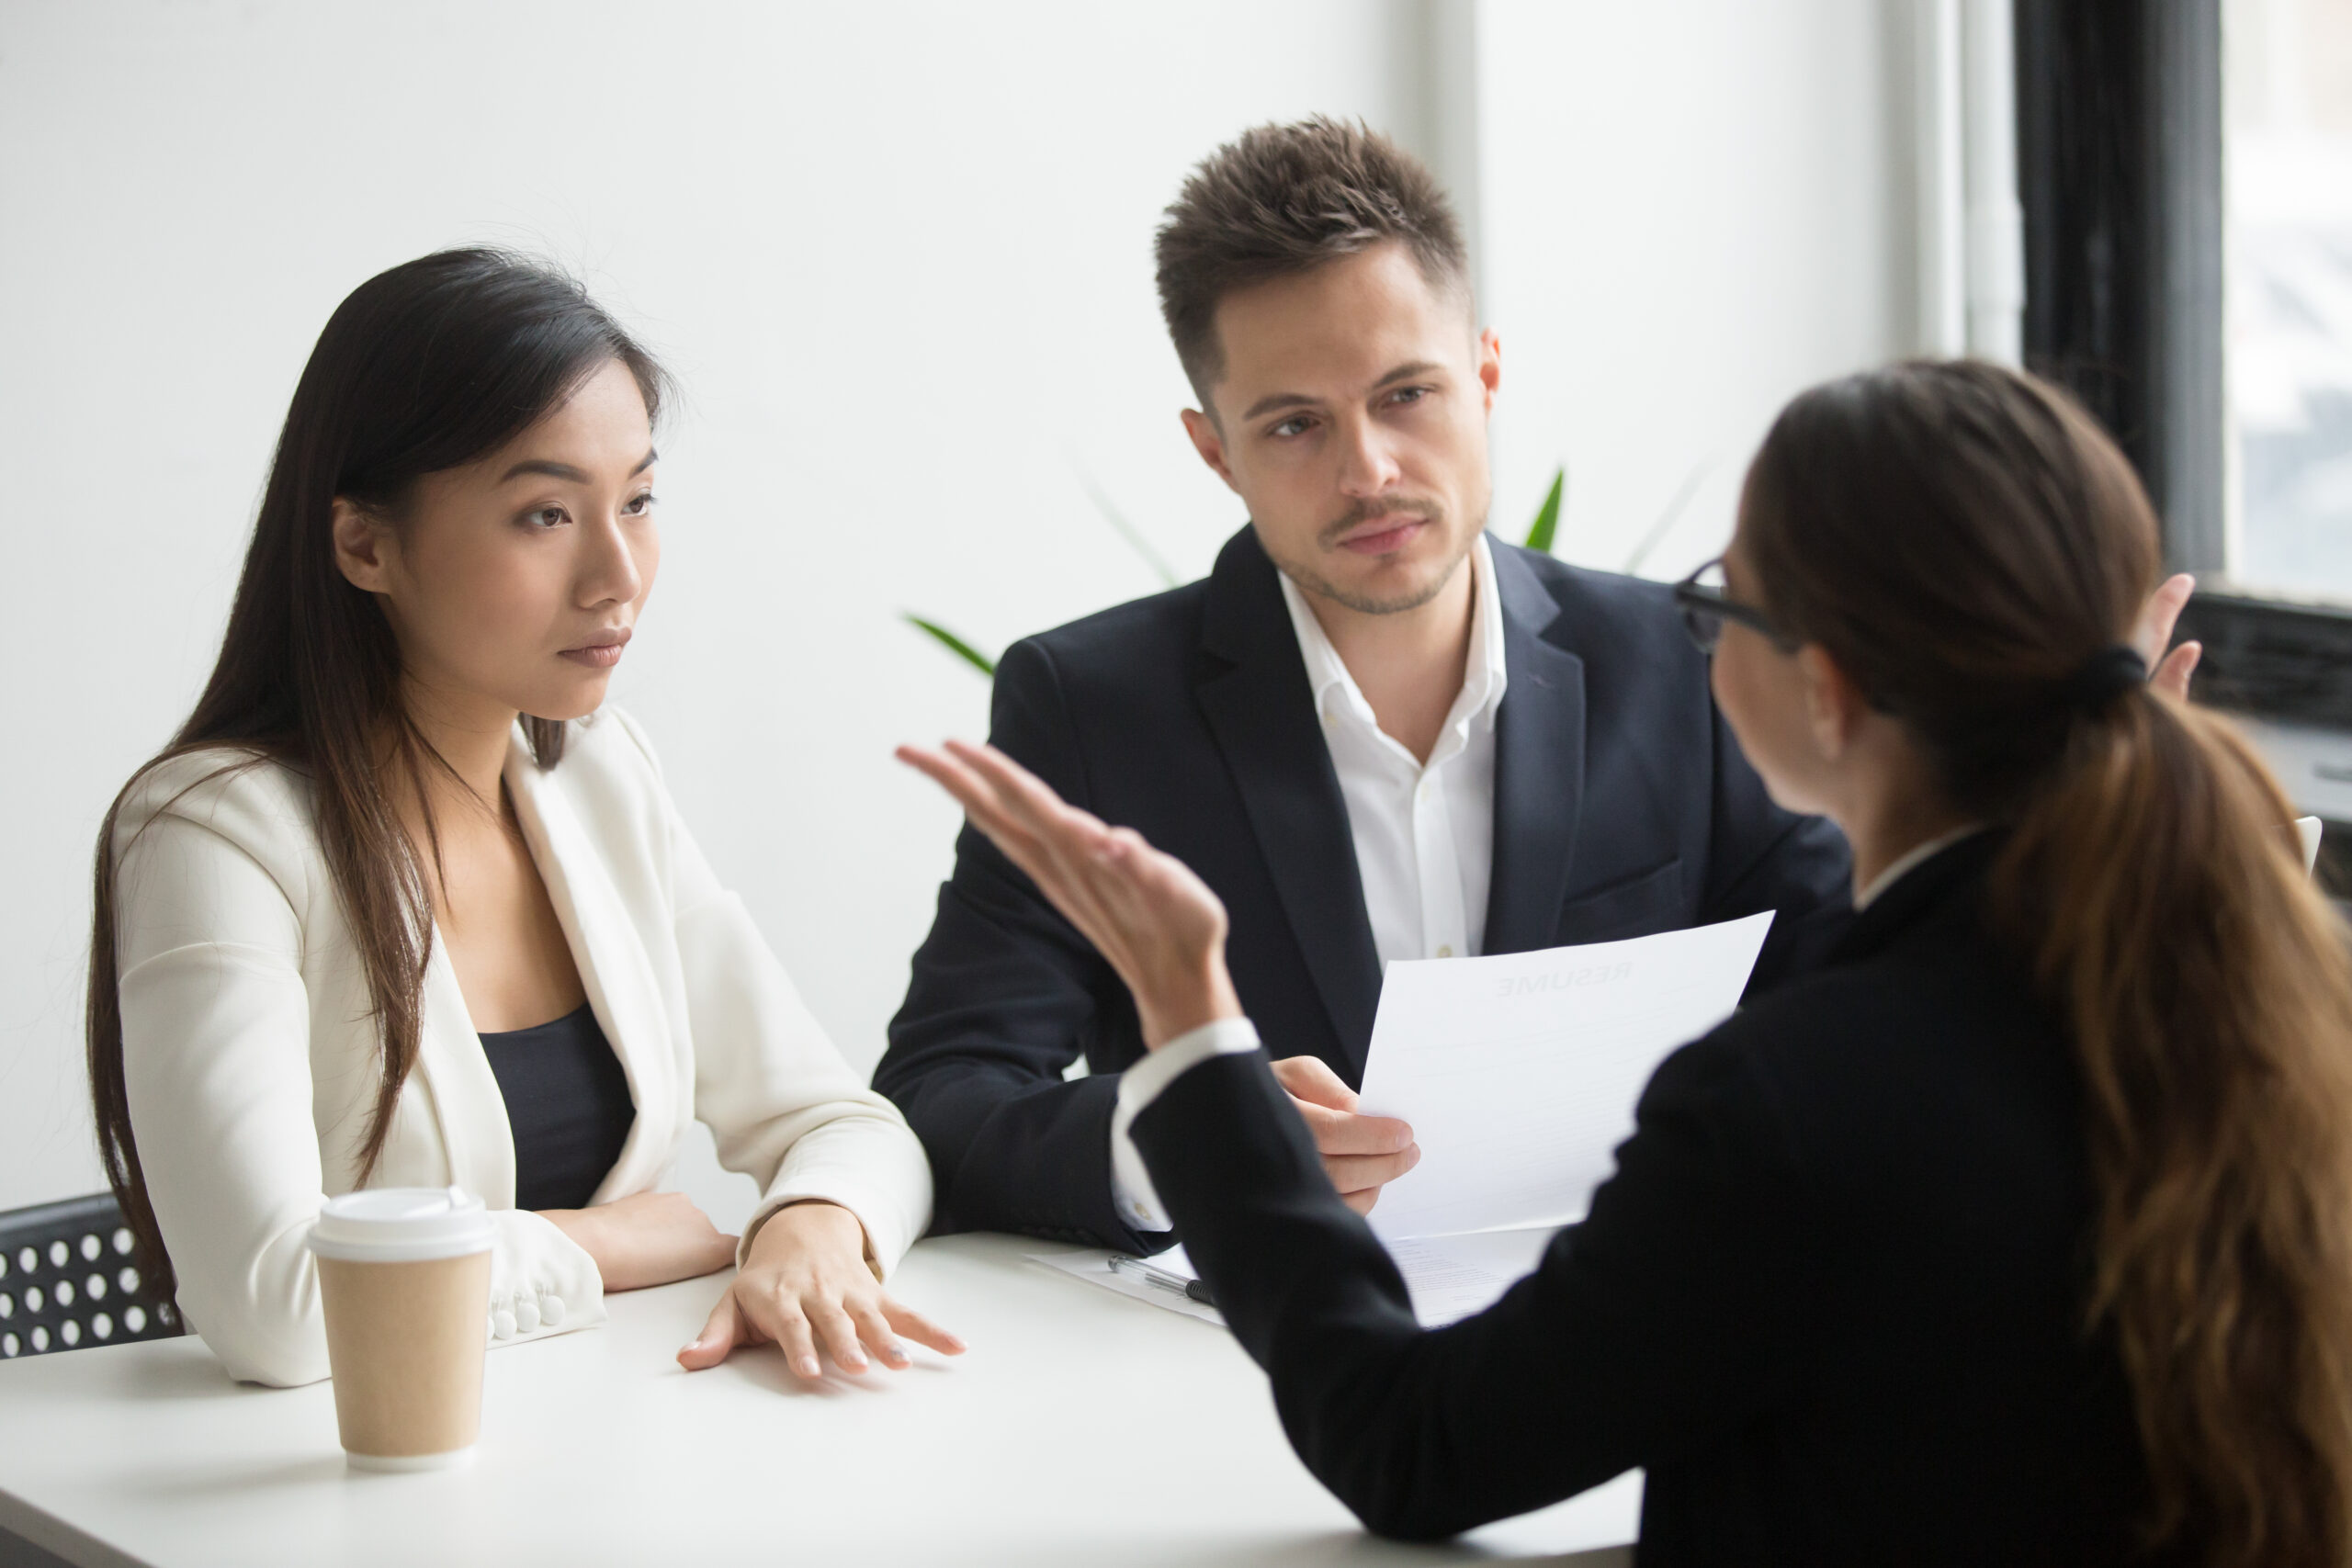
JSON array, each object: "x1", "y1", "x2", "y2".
[{"x1": 0, "y1": 1193, "x2": 182, "y2": 1359}]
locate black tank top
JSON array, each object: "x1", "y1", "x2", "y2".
[{"x1": 478, "y1": 1003, "x2": 636, "y2": 1212}]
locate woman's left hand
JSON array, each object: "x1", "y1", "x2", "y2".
[
  {"x1": 675, "y1": 1200, "x2": 964, "y2": 1381},
  {"x1": 2136, "y1": 571, "x2": 2202, "y2": 701}
]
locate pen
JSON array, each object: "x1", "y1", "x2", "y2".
[{"x1": 1107, "y1": 1253, "x2": 1216, "y2": 1305}]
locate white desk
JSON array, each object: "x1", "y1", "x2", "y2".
[{"x1": 0, "y1": 1235, "x2": 1638, "y2": 1566}]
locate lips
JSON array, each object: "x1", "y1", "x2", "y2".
[
  {"x1": 559, "y1": 626, "x2": 632, "y2": 669},
  {"x1": 1335, "y1": 515, "x2": 1431, "y2": 556}
]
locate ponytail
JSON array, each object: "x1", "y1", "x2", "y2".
[
  {"x1": 1993, "y1": 689, "x2": 2352, "y2": 1564},
  {"x1": 1742, "y1": 359, "x2": 2352, "y2": 1565}
]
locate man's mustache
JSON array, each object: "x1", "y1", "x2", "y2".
[{"x1": 1317, "y1": 500, "x2": 1443, "y2": 548}]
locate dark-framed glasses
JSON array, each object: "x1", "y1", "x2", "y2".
[{"x1": 1673, "y1": 556, "x2": 1796, "y2": 655}]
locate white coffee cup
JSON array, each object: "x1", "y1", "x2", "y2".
[{"x1": 306, "y1": 1187, "x2": 496, "y2": 1472}]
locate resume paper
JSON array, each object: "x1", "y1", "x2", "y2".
[
  {"x1": 1356, "y1": 912, "x2": 1774, "y2": 1241},
  {"x1": 1032, "y1": 912, "x2": 1770, "y2": 1332}
]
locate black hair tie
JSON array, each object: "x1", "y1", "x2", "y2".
[{"x1": 2059, "y1": 644, "x2": 2147, "y2": 712}]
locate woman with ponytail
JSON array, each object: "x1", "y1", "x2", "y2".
[
  {"x1": 93, "y1": 250, "x2": 959, "y2": 1389},
  {"x1": 901, "y1": 359, "x2": 2352, "y2": 1563}
]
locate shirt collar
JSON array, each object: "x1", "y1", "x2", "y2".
[
  {"x1": 1852, "y1": 823, "x2": 1987, "y2": 911},
  {"x1": 1277, "y1": 533, "x2": 1510, "y2": 741}
]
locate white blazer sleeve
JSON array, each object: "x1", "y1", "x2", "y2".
[
  {"x1": 661, "y1": 809, "x2": 933, "y2": 1278},
  {"x1": 114, "y1": 762, "x2": 600, "y2": 1387}
]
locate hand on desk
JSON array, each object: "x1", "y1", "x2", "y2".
[
  {"x1": 677, "y1": 1200, "x2": 965, "y2": 1381},
  {"x1": 540, "y1": 1190, "x2": 738, "y2": 1292},
  {"x1": 1272, "y1": 1056, "x2": 1419, "y2": 1216}
]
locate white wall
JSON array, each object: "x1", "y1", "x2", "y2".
[
  {"x1": 0, "y1": 0, "x2": 1917, "y2": 1217},
  {"x1": 1476, "y1": 1, "x2": 1919, "y2": 577}
]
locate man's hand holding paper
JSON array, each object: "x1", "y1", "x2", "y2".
[{"x1": 1269, "y1": 1055, "x2": 1419, "y2": 1215}]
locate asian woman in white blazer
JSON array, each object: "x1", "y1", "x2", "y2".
[{"x1": 89, "y1": 250, "x2": 959, "y2": 1390}]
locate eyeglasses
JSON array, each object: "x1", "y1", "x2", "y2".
[{"x1": 1673, "y1": 556, "x2": 1796, "y2": 654}]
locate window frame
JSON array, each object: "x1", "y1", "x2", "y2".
[{"x1": 2015, "y1": 0, "x2": 2352, "y2": 732}]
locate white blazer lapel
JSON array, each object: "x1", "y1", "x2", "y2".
[
  {"x1": 503, "y1": 730, "x2": 676, "y2": 1201},
  {"x1": 411, "y1": 932, "x2": 516, "y2": 1206}
]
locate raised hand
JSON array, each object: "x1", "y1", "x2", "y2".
[
  {"x1": 896, "y1": 740, "x2": 1241, "y2": 1049},
  {"x1": 2136, "y1": 572, "x2": 2202, "y2": 701}
]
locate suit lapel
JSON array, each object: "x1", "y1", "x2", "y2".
[
  {"x1": 413, "y1": 930, "x2": 513, "y2": 1203},
  {"x1": 1196, "y1": 530, "x2": 1385, "y2": 1077},
  {"x1": 503, "y1": 731, "x2": 673, "y2": 1201},
  {"x1": 1482, "y1": 542, "x2": 1589, "y2": 956}
]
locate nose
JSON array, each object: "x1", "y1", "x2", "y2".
[
  {"x1": 576, "y1": 506, "x2": 648, "y2": 608},
  {"x1": 1332, "y1": 409, "x2": 1403, "y2": 499}
]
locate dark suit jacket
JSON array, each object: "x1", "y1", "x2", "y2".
[
  {"x1": 1132, "y1": 836, "x2": 2164, "y2": 1563},
  {"x1": 875, "y1": 526, "x2": 1854, "y2": 1252}
]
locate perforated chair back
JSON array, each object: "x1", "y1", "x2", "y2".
[{"x1": 0, "y1": 1193, "x2": 181, "y2": 1359}]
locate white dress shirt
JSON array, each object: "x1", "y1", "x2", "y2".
[{"x1": 1110, "y1": 536, "x2": 1510, "y2": 1233}]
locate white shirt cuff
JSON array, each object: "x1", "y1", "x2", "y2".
[{"x1": 1107, "y1": 1018, "x2": 1263, "y2": 1232}]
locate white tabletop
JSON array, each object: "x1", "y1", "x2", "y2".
[{"x1": 0, "y1": 1234, "x2": 1637, "y2": 1567}]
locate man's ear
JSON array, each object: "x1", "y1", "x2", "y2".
[
  {"x1": 1179, "y1": 406, "x2": 1240, "y2": 495},
  {"x1": 331, "y1": 498, "x2": 395, "y2": 594},
  {"x1": 1476, "y1": 328, "x2": 1500, "y2": 413},
  {"x1": 1795, "y1": 643, "x2": 1868, "y2": 763}
]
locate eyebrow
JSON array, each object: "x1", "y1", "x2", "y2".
[
  {"x1": 1238, "y1": 362, "x2": 1446, "y2": 423},
  {"x1": 498, "y1": 447, "x2": 658, "y2": 484}
]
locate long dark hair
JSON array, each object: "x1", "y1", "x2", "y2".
[
  {"x1": 1742, "y1": 360, "x2": 2352, "y2": 1565},
  {"x1": 88, "y1": 249, "x2": 668, "y2": 1304}
]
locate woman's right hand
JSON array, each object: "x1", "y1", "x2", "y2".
[
  {"x1": 539, "y1": 1190, "x2": 739, "y2": 1292},
  {"x1": 896, "y1": 740, "x2": 1241, "y2": 1049}
]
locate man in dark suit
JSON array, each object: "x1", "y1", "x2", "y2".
[{"x1": 873, "y1": 117, "x2": 1852, "y2": 1255}]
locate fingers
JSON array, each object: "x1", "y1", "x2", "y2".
[
  {"x1": 884, "y1": 1298, "x2": 967, "y2": 1357},
  {"x1": 898, "y1": 743, "x2": 1127, "y2": 953},
  {"x1": 901, "y1": 741, "x2": 1102, "y2": 874},
  {"x1": 1272, "y1": 1055, "x2": 1359, "y2": 1111},
  {"x1": 847, "y1": 1299, "x2": 910, "y2": 1370},
  {"x1": 1290, "y1": 1096, "x2": 1415, "y2": 1156},
  {"x1": 771, "y1": 1306, "x2": 828, "y2": 1382},
  {"x1": 676, "y1": 1288, "x2": 743, "y2": 1371},
  {"x1": 900, "y1": 742, "x2": 1234, "y2": 1020},
  {"x1": 751, "y1": 1294, "x2": 823, "y2": 1381},
  {"x1": 1324, "y1": 1145, "x2": 1421, "y2": 1199},
  {"x1": 1342, "y1": 1188, "x2": 1379, "y2": 1216},
  {"x1": 2134, "y1": 572, "x2": 2196, "y2": 664},
  {"x1": 896, "y1": 746, "x2": 1056, "y2": 874},
  {"x1": 943, "y1": 740, "x2": 1098, "y2": 844},
  {"x1": 2154, "y1": 640, "x2": 2201, "y2": 702},
  {"x1": 807, "y1": 1297, "x2": 871, "y2": 1374}
]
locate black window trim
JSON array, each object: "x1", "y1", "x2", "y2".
[{"x1": 2016, "y1": 0, "x2": 2352, "y2": 734}]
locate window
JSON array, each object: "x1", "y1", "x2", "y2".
[
  {"x1": 2224, "y1": 0, "x2": 2352, "y2": 601},
  {"x1": 2018, "y1": 0, "x2": 2352, "y2": 890}
]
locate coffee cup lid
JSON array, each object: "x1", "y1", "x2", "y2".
[{"x1": 306, "y1": 1187, "x2": 497, "y2": 1263}]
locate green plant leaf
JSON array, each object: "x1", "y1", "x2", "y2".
[
  {"x1": 904, "y1": 614, "x2": 997, "y2": 677},
  {"x1": 1523, "y1": 466, "x2": 1566, "y2": 555},
  {"x1": 1620, "y1": 460, "x2": 1710, "y2": 579},
  {"x1": 1076, "y1": 469, "x2": 1182, "y2": 589}
]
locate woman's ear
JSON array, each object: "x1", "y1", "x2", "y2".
[
  {"x1": 331, "y1": 498, "x2": 393, "y2": 594},
  {"x1": 1795, "y1": 643, "x2": 1869, "y2": 763}
]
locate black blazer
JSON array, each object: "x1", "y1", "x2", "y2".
[
  {"x1": 1132, "y1": 836, "x2": 2164, "y2": 1564},
  {"x1": 876, "y1": 526, "x2": 1854, "y2": 1252}
]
